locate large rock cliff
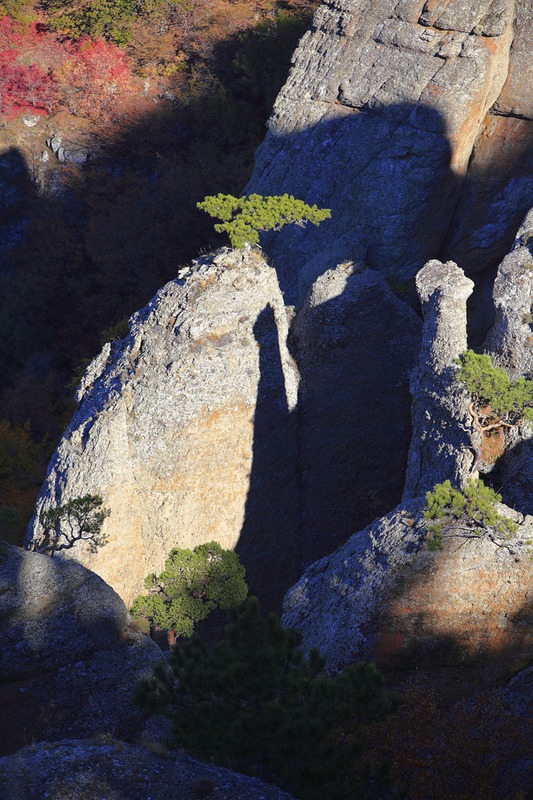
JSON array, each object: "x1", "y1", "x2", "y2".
[
  {"x1": 246, "y1": 0, "x2": 533, "y2": 305},
  {"x1": 27, "y1": 250, "x2": 420, "y2": 609},
  {"x1": 28, "y1": 248, "x2": 301, "y2": 609}
]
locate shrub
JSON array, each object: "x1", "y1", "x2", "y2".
[
  {"x1": 424, "y1": 478, "x2": 517, "y2": 549},
  {"x1": 131, "y1": 541, "x2": 248, "y2": 637},
  {"x1": 134, "y1": 597, "x2": 392, "y2": 799},
  {"x1": 197, "y1": 192, "x2": 331, "y2": 248}
]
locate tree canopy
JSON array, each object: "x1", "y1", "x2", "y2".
[
  {"x1": 131, "y1": 541, "x2": 248, "y2": 637},
  {"x1": 197, "y1": 192, "x2": 331, "y2": 248},
  {"x1": 134, "y1": 596, "x2": 392, "y2": 799}
]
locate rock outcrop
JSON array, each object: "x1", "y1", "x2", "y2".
[
  {"x1": 282, "y1": 236, "x2": 533, "y2": 699},
  {"x1": 403, "y1": 260, "x2": 475, "y2": 499},
  {"x1": 282, "y1": 499, "x2": 533, "y2": 697},
  {"x1": 27, "y1": 248, "x2": 301, "y2": 610},
  {"x1": 246, "y1": 0, "x2": 532, "y2": 304},
  {"x1": 0, "y1": 542, "x2": 163, "y2": 755},
  {"x1": 0, "y1": 739, "x2": 295, "y2": 800},
  {"x1": 481, "y1": 207, "x2": 533, "y2": 513},
  {"x1": 294, "y1": 263, "x2": 421, "y2": 564}
]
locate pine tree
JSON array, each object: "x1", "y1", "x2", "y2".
[{"x1": 197, "y1": 193, "x2": 331, "y2": 248}]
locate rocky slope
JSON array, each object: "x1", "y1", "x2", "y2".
[{"x1": 247, "y1": 0, "x2": 533, "y2": 308}]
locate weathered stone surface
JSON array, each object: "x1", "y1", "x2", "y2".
[
  {"x1": 483, "y1": 207, "x2": 533, "y2": 379},
  {"x1": 0, "y1": 739, "x2": 295, "y2": 800},
  {"x1": 293, "y1": 264, "x2": 421, "y2": 564},
  {"x1": 246, "y1": 0, "x2": 519, "y2": 302},
  {"x1": 403, "y1": 260, "x2": 475, "y2": 499},
  {"x1": 27, "y1": 248, "x2": 300, "y2": 610},
  {"x1": 0, "y1": 543, "x2": 126, "y2": 680},
  {"x1": 0, "y1": 543, "x2": 163, "y2": 755},
  {"x1": 282, "y1": 501, "x2": 533, "y2": 696}
]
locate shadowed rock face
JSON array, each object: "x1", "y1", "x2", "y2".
[
  {"x1": 0, "y1": 543, "x2": 163, "y2": 755},
  {"x1": 246, "y1": 0, "x2": 532, "y2": 303},
  {"x1": 294, "y1": 264, "x2": 421, "y2": 564}
]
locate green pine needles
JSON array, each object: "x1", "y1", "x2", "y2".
[
  {"x1": 457, "y1": 350, "x2": 533, "y2": 425},
  {"x1": 424, "y1": 478, "x2": 518, "y2": 550},
  {"x1": 197, "y1": 193, "x2": 331, "y2": 248},
  {"x1": 131, "y1": 541, "x2": 248, "y2": 638},
  {"x1": 134, "y1": 597, "x2": 392, "y2": 800}
]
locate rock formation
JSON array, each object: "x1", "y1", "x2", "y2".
[
  {"x1": 27, "y1": 249, "x2": 422, "y2": 610},
  {"x1": 294, "y1": 263, "x2": 421, "y2": 564},
  {"x1": 403, "y1": 259, "x2": 474, "y2": 499},
  {"x1": 282, "y1": 229, "x2": 533, "y2": 698},
  {"x1": 27, "y1": 248, "x2": 301, "y2": 610},
  {"x1": 246, "y1": 0, "x2": 533, "y2": 305},
  {"x1": 0, "y1": 739, "x2": 295, "y2": 800},
  {"x1": 0, "y1": 542, "x2": 163, "y2": 755},
  {"x1": 282, "y1": 499, "x2": 533, "y2": 696}
]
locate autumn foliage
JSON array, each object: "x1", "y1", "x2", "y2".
[{"x1": 0, "y1": 16, "x2": 135, "y2": 121}]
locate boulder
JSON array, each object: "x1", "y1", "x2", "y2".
[
  {"x1": 293, "y1": 263, "x2": 421, "y2": 564},
  {"x1": 27, "y1": 248, "x2": 301, "y2": 610},
  {"x1": 0, "y1": 739, "x2": 295, "y2": 800},
  {"x1": 282, "y1": 501, "x2": 533, "y2": 698},
  {"x1": 246, "y1": 0, "x2": 524, "y2": 302},
  {"x1": 0, "y1": 542, "x2": 163, "y2": 755}
]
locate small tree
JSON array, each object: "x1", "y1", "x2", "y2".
[
  {"x1": 424, "y1": 478, "x2": 517, "y2": 550},
  {"x1": 197, "y1": 192, "x2": 331, "y2": 248},
  {"x1": 35, "y1": 494, "x2": 110, "y2": 555},
  {"x1": 457, "y1": 350, "x2": 533, "y2": 431},
  {"x1": 134, "y1": 597, "x2": 392, "y2": 800},
  {"x1": 131, "y1": 541, "x2": 248, "y2": 638}
]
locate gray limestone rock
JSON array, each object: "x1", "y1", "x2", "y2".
[
  {"x1": 282, "y1": 500, "x2": 533, "y2": 695},
  {"x1": 246, "y1": 0, "x2": 519, "y2": 302},
  {"x1": 403, "y1": 260, "x2": 475, "y2": 499},
  {"x1": 483, "y1": 207, "x2": 533, "y2": 379},
  {"x1": 0, "y1": 739, "x2": 295, "y2": 800},
  {"x1": 27, "y1": 248, "x2": 301, "y2": 610},
  {"x1": 293, "y1": 263, "x2": 421, "y2": 564},
  {"x1": 0, "y1": 543, "x2": 163, "y2": 755}
]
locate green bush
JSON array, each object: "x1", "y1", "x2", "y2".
[
  {"x1": 134, "y1": 597, "x2": 392, "y2": 799},
  {"x1": 424, "y1": 478, "x2": 517, "y2": 548},
  {"x1": 131, "y1": 541, "x2": 248, "y2": 637},
  {"x1": 197, "y1": 193, "x2": 331, "y2": 248},
  {"x1": 456, "y1": 350, "x2": 533, "y2": 424}
]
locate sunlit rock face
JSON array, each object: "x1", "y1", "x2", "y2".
[
  {"x1": 0, "y1": 543, "x2": 162, "y2": 755},
  {"x1": 27, "y1": 248, "x2": 301, "y2": 610},
  {"x1": 246, "y1": 0, "x2": 532, "y2": 303}
]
